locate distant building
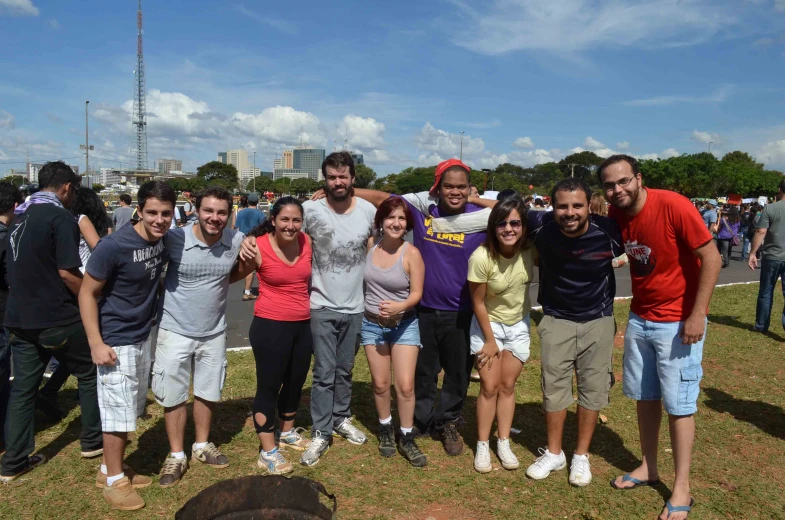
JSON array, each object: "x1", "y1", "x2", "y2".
[
  {"x1": 156, "y1": 159, "x2": 183, "y2": 175},
  {"x1": 351, "y1": 153, "x2": 364, "y2": 165},
  {"x1": 226, "y1": 149, "x2": 249, "y2": 174},
  {"x1": 273, "y1": 168, "x2": 310, "y2": 181},
  {"x1": 217, "y1": 152, "x2": 227, "y2": 164},
  {"x1": 261, "y1": 171, "x2": 273, "y2": 178},
  {"x1": 273, "y1": 158, "x2": 283, "y2": 171},
  {"x1": 26, "y1": 163, "x2": 44, "y2": 183},
  {"x1": 293, "y1": 147, "x2": 325, "y2": 181},
  {"x1": 282, "y1": 149, "x2": 293, "y2": 169},
  {"x1": 100, "y1": 168, "x2": 123, "y2": 186},
  {"x1": 240, "y1": 167, "x2": 261, "y2": 186}
]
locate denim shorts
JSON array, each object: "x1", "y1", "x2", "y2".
[
  {"x1": 361, "y1": 316, "x2": 421, "y2": 348},
  {"x1": 470, "y1": 314, "x2": 531, "y2": 364},
  {"x1": 623, "y1": 312, "x2": 705, "y2": 416}
]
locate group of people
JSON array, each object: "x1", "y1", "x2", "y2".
[{"x1": 0, "y1": 150, "x2": 739, "y2": 520}]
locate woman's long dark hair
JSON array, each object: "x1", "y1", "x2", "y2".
[
  {"x1": 484, "y1": 196, "x2": 528, "y2": 260},
  {"x1": 723, "y1": 207, "x2": 741, "y2": 225},
  {"x1": 71, "y1": 187, "x2": 109, "y2": 237},
  {"x1": 248, "y1": 196, "x2": 303, "y2": 237}
]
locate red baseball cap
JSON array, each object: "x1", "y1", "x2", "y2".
[{"x1": 429, "y1": 158, "x2": 471, "y2": 196}]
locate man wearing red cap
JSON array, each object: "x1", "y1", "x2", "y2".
[{"x1": 350, "y1": 158, "x2": 492, "y2": 455}]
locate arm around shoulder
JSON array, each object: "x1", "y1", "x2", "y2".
[{"x1": 353, "y1": 188, "x2": 391, "y2": 208}]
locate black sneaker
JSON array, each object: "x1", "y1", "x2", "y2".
[
  {"x1": 378, "y1": 423, "x2": 396, "y2": 458},
  {"x1": 398, "y1": 432, "x2": 427, "y2": 467}
]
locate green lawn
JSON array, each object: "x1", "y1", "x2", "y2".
[{"x1": 1, "y1": 283, "x2": 784, "y2": 519}]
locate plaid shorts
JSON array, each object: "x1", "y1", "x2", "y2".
[{"x1": 97, "y1": 335, "x2": 152, "y2": 433}]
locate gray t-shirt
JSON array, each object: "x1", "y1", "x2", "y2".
[
  {"x1": 302, "y1": 197, "x2": 376, "y2": 313},
  {"x1": 757, "y1": 200, "x2": 785, "y2": 261},
  {"x1": 113, "y1": 206, "x2": 134, "y2": 230},
  {"x1": 159, "y1": 224, "x2": 245, "y2": 337}
]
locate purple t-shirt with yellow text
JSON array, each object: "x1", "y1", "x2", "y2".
[{"x1": 401, "y1": 195, "x2": 486, "y2": 311}]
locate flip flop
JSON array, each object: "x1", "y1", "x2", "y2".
[
  {"x1": 609, "y1": 473, "x2": 661, "y2": 490},
  {"x1": 663, "y1": 498, "x2": 695, "y2": 518}
]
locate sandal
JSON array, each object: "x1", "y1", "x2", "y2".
[
  {"x1": 610, "y1": 473, "x2": 661, "y2": 490},
  {"x1": 663, "y1": 498, "x2": 695, "y2": 518}
]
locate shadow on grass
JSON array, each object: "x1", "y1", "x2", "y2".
[
  {"x1": 708, "y1": 314, "x2": 785, "y2": 342},
  {"x1": 703, "y1": 387, "x2": 785, "y2": 441}
]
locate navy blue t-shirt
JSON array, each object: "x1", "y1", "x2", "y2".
[
  {"x1": 529, "y1": 211, "x2": 624, "y2": 322},
  {"x1": 235, "y1": 208, "x2": 266, "y2": 235},
  {"x1": 86, "y1": 224, "x2": 168, "y2": 346}
]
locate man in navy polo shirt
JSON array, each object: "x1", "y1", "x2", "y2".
[{"x1": 525, "y1": 177, "x2": 624, "y2": 487}]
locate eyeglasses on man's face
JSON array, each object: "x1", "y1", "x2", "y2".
[{"x1": 603, "y1": 176, "x2": 636, "y2": 193}]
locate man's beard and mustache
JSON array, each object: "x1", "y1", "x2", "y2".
[
  {"x1": 326, "y1": 183, "x2": 354, "y2": 202},
  {"x1": 557, "y1": 213, "x2": 588, "y2": 235},
  {"x1": 612, "y1": 186, "x2": 640, "y2": 209}
]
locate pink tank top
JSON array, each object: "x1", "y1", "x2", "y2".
[{"x1": 255, "y1": 232, "x2": 312, "y2": 321}]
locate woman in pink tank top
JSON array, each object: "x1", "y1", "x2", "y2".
[{"x1": 244, "y1": 196, "x2": 313, "y2": 475}]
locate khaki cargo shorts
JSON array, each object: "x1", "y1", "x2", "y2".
[{"x1": 538, "y1": 315, "x2": 615, "y2": 413}]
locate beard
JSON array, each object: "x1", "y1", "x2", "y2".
[
  {"x1": 611, "y1": 187, "x2": 640, "y2": 209},
  {"x1": 326, "y1": 184, "x2": 353, "y2": 202},
  {"x1": 199, "y1": 219, "x2": 224, "y2": 236},
  {"x1": 557, "y1": 214, "x2": 589, "y2": 236}
]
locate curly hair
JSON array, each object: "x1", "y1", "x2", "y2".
[{"x1": 70, "y1": 187, "x2": 109, "y2": 237}]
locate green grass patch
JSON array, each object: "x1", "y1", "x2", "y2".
[{"x1": 1, "y1": 284, "x2": 784, "y2": 519}]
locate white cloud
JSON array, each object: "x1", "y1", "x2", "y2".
[
  {"x1": 758, "y1": 140, "x2": 785, "y2": 165},
  {"x1": 691, "y1": 130, "x2": 722, "y2": 144},
  {"x1": 48, "y1": 18, "x2": 59, "y2": 29},
  {"x1": 617, "y1": 141, "x2": 630, "y2": 150},
  {"x1": 462, "y1": 119, "x2": 502, "y2": 129},
  {"x1": 592, "y1": 148, "x2": 616, "y2": 158},
  {"x1": 570, "y1": 146, "x2": 586, "y2": 154},
  {"x1": 638, "y1": 153, "x2": 659, "y2": 160},
  {"x1": 416, "y1": 123, "x2": 486, "y2": 158},
  {"x1": 624, "y1": 85, "x2": 732, "y2": 107},
  {"x1": 583, "y1": 136, "x2": 605, "y2": 149},
  {"x1": 510, "y1": 148, "x2": 556, "y2": 167},
  {"x1": 0, "y1": 110, "x2": 15, "y2": 129},
  {"x1": 232, "y1": 106, "x2": 325, "y2": 147},
  {"x1": 0, "y1": 0, "x2": 39, "y2": 16},
  {"x1": 513, "y1": 136, "x2": 534, "y2": 149},
  {"x1": 661, "y1": 148, "x2": 681, "y2": 158},
  {"x1": 339, "y1": 115, "x2": 385, "y2": 149},
  {"x1": 448, "y1": 0, "x2": 735, "y2": 55}
]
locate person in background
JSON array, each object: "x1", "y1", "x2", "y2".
[
  {"x1": 1, "y1": 162, "x2": 103, "y2": 484},
  {"x1": 589, "y1": 193, "x2": 607, "y2": 216},
  {"x1": 496, "y1": 189, "x2": 518, "y2": 202},
  {"x1": 235, "y1": 193, "x2": 266, "y2": 301},
  {"x1": 702, "y1": 200, "x2": 718, "y2": 231},
  {"x1": 715, "y1": 207, "x2": 740, "y2": 268},
  {"x1": 469, "y1": 184, "x2": 480, "y2": 198},
  {"x1": 183, "y1": 194, "x2": 197, "y2": 223},
  {"x1": 232, "y1": 194, "x2": 248, "y2": 230},
  {"x1": 362, "y1": 197, "x2": 426, "y2": 467},
  {"x1": 749, "y1": 179, "x2": 785, "y2": 334},
  {"x1": 742, "y1": 204, "x2": 761, "y2": 261},
  {"x1": 601, "y1": 155, "x2": 720, "y2": 520},
  {"x1": 468, "y1": 197, "x2": 533, "y2": 474},
  {"x1": 0, "y1": 183, "x2": 23, "y2": 447},
  {"x1": 243, "y1": 197, "x2": 313, "y2": 474},
  {"x1": 113, "y1": 194, "x2": 134, "y2": 230},
  {"x1": 530, "y1": 198, "x2": 547, "y2": 212}
]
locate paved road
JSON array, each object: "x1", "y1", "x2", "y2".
[{"x1": 224, "y1": 250, "x2": 761, "y2": 349}]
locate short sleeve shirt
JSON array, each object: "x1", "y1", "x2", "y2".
[
  {"x1": 401, "y1": 192, "x2": 487, "y2": 311},
  {"x1": 609, "y1": 189, "x2": 713, "y2": 322},
  {"x1": 467, "y1": 245, "x2": 534, "y2": 325},
  {"x1": 4, "y1": 204, "x2": 82, "y2": 329},
  {"x1": 756, "y1": 200, "x2": 785, "y2": 261},
  {"x1": 86, "y1": 224, "x2": 169, "y2": 346},
  {"x1": 159, "y1": 224, "x2": 245, "y2": 337},
  {"x1": 302, "y1": 197, "x2": 376, "y2": 313},
  {"x1": 530, "y1": 213, "x2": 624, "y2": 322},
  {"x1": 235, "y1": 208, "x2": 266, "y2": 235},
  {"x1": 702, "y1": 209, "x2": 717, "y2": 230}
]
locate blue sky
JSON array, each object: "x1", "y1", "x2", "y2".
[{"x1": 1, "y1": 0, "x2": 784, "y2": 175}]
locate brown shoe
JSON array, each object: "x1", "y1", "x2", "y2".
[
  {"x1": 440, "y1": 422, "x2": 464, "y2": 456},
  {"x1": 242, "y1": 292, "x2": 254, "y2": 301},
  {"x1": 95, "y1": 465, "x2": 152, "y2": 489},
  {"x1": 158, "y1": 456, "x2": 188, "y2": 488},
  {"x1": 191, "y1": 442, "x2": 229, "y2": 468},
  {"x1": 103, "y1": 476, "x2": 145, "y2": 511},
  {"x1": 0, "y1": 454, "x2": 47, "y2": 483}
]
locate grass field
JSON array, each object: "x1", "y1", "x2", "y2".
[{"x1": 1, "y1": 283, "x2": 784, "y2": 519}]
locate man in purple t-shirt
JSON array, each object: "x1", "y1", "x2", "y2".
[{"x1": 353, "y1": 158, "x2": 490, "y2": 455}]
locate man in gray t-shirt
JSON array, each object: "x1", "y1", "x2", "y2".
[
  {"x1": 151, "y1": 187, "x2": 253, "y2": 488},
  {"x1": 112, "y1": 194, "x2": 134, "y2": 230},
  {"x1": 299, "y1": 152, "x2": 376, "y2": 467},
  {"x1": 750, "y1": 179, "x2": 785, "y2": 333}
]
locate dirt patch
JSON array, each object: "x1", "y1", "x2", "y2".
[{"x1": 412, "y1": 502, "x2": 494, "y2": 520}]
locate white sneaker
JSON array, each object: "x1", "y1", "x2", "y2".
[
  {"x1": 525, "y1": 448, "x2": 566, "y2": 480},
  {"x1": 333, "y1": 417, "x2": 367, "y2": 445},
  {"x1": 300, "y1": 431, "x2": 330, "y2": 467},
  {"x1": 496, "y1": 438, "x2": 519, "y2": 470},
  {"x1": 568, "y1": 453, "x2": 592, "y2": 487},
  {"x1": 474, "y1": 441, "x2": 492, "y2": 473}
]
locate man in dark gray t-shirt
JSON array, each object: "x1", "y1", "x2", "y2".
[{"x1": 750, "y1": 179, "x2": 785, "y2": 333}]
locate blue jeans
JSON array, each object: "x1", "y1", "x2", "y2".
[{"x1": 754, "y1": 258, "x2": 785, "y2": 332}]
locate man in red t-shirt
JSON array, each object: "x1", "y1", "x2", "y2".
[{"x1": 600, "y1": 155, "x2": 721, "y2": 520}]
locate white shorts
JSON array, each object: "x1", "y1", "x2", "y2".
[
  {"x1": 470, "y1": 315, "x2": 531, "y2": 364},
  {"x1": 151, "y1": 328, "x2": 228, "y2": 408},
  {"x1": 97, "y1": 335, "x2": 152, "y2": 433}
]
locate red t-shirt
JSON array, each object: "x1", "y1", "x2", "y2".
[
  {"x1": 609, "y1": 189, "x2": 713, "y2": 322},
  {"x1": 255, "y1": 232, "x2": 312, "y2": 321}
]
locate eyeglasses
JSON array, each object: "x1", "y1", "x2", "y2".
[
  {"x1": 496, "y1": 219, "x2": 523, "y2": 229},
  {"x1": 603, "y1": 176, "x2": 635, "y2": 192}
]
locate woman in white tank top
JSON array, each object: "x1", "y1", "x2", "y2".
[{"x1": 360, "y1": 197, "x2": 426, "y2": 467}]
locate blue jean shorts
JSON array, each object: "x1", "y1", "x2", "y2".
[
  {"x1": 361, "y1": 316, "x2": 421, "y2": 348},
  {"x1": 622, "y1": 312, "x2": 705, "y2": 416}
]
